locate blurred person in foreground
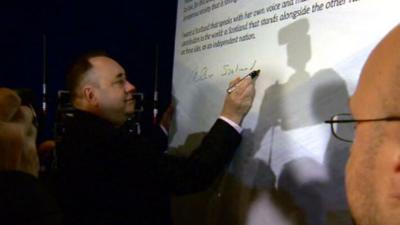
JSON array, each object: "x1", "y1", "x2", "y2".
[{"x1": 0, "y1": 87, "x2": 61, "y2": 225}]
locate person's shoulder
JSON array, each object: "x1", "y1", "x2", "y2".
[
  {"x1": 57, "y1": 110, "x2": 108, "y2": 153},
  {"x1": 63, "y1": 110, "x2": 114, "y2": 134}
]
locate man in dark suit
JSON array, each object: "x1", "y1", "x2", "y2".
[
  {"x1": 56, "y1": 52, "x2": 255, "y2": 225},
  {"x1": 0, "y1": 88, "x2": 61, "y2": 225}
]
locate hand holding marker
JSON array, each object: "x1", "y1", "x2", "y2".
[{"x1": 226, "y1": 70, "x2": 260, "y2": 94}]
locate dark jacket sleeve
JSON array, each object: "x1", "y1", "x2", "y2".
[
  {"x1": 0, "y1": 171, "x2": 62, "y2": 225},
  {"x1": 150, "y1": 125, "x2": 169, "y2": 153},
  {"x1": 160, "y1": 119, "x2": 241, "y2": 194}
]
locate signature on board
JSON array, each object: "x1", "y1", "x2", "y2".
[{"x1": 192, "y1": 60, "x2": 257, "y2": 83}]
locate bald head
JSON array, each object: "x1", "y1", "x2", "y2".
[
  {"x1": 347, "y1": 25, "x2": 400, "y2": 225},
  {"x1": 67, "y1": 51, "x2": 107, "y2": 102},
  {"x1": 351, "y1": 25, "x2": 400, "y2": 118}
]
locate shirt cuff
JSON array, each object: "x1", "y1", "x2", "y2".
[{"x1": 219, "y1": 116, "x2": 242, "y2": 133}]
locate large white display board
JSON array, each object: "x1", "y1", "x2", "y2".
[{"x1": 171, "y1": 0, "x2": 399, "y2": 224}]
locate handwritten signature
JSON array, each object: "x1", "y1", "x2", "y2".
[
  {"x1": 192, "y1": 67, "x2": 215, "y2": 83},
  {"x1": 192, "y1": 60, "x2": 257, "y2": 83},
  {"x1": 221, "y1": 60, "x2": 257, "y2": 76}
]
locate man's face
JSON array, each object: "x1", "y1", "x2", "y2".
[
  {"x1": 346, "y1": 66, "x2": 400, "y2": 225},
  {"x1": 89, "y1": 56, "x2": 136, "y2": 125}
]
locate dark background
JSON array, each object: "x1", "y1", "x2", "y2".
[{"x1": 0, "y1": 0, "x2": 178, "y2": 141}]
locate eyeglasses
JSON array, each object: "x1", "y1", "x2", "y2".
[{"x1": 324, "y1": 113, "x2": 400, "y2": 142}]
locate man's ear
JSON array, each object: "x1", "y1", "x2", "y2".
[{"x1": 83, "y1": 86, "x2": 98, "y2": 106}]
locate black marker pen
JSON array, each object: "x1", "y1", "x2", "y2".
[{"x1": 226, "y1": 69, "x2": 260, "y2": 94}]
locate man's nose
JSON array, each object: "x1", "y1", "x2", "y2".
[{"x1": 125, "y1": 81, "x2": 136, "y2": 93}]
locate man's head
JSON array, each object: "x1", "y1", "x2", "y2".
[
  {"x1": 346, "y1": 25, "x2": 400, "y2": 225},
  {"x1": 67, "y1": 52, "x2": 136, "y2": 126}
]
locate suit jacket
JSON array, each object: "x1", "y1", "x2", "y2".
[
  {"x1": 0, "y1": 171, "x2": 62, "y2": 225},
  {"x1": 56, "y1": 110, "x2": 241, "y2": 225}
]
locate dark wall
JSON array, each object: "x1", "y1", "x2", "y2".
[{"x1": 0, "y1": 0, "x2": 177, "y2": 140}]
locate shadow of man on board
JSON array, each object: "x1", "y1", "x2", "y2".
[
  {"x1": 267, "y1": 18, "x2": 350, "y2": 225},
  {"x1": 210, "y1": 18, "x2": 351, "y2": 225}
]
